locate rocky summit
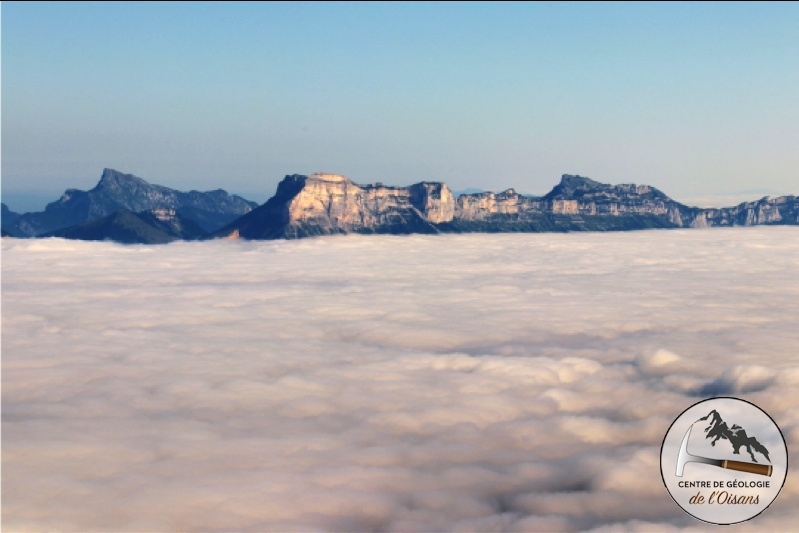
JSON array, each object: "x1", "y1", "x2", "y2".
[
  {"x1": 216, "y1": 173, "x2": 799, "y2": 240},
  {"x1": 4, "y1": 168, "x2": 258, "y2": 237}
]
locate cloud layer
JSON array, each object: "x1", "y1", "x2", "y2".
[{"x1": 3, "y1": 228, "x2": 799, "y2": 531}]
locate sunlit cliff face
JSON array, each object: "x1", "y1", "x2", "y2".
[
  {"x1": 3, "y1": 228, "x2": 798, "y2": 532},
  {"x1": 285, "y1": 173, "x2": 456, "y2": 228}
]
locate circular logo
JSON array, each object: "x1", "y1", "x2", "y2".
[{"x1": 660, "y1": 397, "x2": 788, "y2": 525}]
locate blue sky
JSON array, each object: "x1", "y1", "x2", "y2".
[{"x1": 2, "y1": 2, "x2": 798, "y2": 210}]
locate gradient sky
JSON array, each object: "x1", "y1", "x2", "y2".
[{"x1": 2, "y1": 2, "x2": 798, "y2": 210}]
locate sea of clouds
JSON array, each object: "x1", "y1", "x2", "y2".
[{"x1": 3, "y1": 227, "x2": 798, "y2": 532}]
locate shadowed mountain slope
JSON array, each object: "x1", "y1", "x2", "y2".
[
  {"x1": 42, "y1": 208, "x2": 208, "y2": 244},
  {"x1": 1, "y1": 203, "x2": 23, "y2": 237},
  {"x1": 6, "y1": 169, "x2": 257, "y2": 237}
]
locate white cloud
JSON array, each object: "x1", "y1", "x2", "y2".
[{"x1": 3, "y1": 227, "x2": 799, "y2": 531}]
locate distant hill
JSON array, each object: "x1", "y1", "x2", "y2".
[
  {"x1": 42, "y1": 208, "x2": 207, "y2": 244},
  {"x1": 4, "y1": 169, "x2": 258, "y2": 237}
]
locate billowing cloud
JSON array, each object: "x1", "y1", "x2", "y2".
[{"x1": 3, "y1": 227, "x2": 798, "y2": 531}]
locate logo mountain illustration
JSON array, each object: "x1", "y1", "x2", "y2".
[
  {"x1": 697, "y1": 410, "x2": 771, "y2": 463},
  {"x1": 662, "y1": 398, "x2": 787, "y2": 525}
]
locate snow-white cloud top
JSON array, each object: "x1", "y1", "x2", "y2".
[{"x1": 3, "y1": 228, "x2": 799, "y2": 532}]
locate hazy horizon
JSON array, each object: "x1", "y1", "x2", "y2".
[{"x1": 1, "y1": 166, "x2": 792, "y2": 215}]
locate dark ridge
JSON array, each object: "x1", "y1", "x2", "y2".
[
  {"x1": 6, "y1": 169, "x2": 258, "y2": 237},
  {"x1": 43, "y1": 208, "x2": 208, "y2": 244}
]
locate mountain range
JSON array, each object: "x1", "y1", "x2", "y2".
[
  {"x1": 697, "y1": 410, "x2": 771, "y2": 463},
  {"x1": 214, "y1": 172, "x2": 798, "y2": 239},
  {"x1": 2, "y1": 169, "x2": 797, "y2": 243}
]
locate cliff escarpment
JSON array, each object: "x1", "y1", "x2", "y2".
[
  {"x1": 216, "y1": 173, "x2": 456, "y2": 239},
  {"x1": 216, "y1": 172, "x2": 798, "y2": 239},
  {"x1": 7, "y1": 169, "x2": 794, "y2": 243}
]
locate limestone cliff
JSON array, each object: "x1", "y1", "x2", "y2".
[
  {"x1": 285, "y1": 173, "x2": 455, "y2": 230},
  {"x1": 456, "y1": 189, "x2": 544, "y2": 221},
  {"x1": 215, "y1": 174, "x2": 455, "y2": 239},
  {"x1": 216, "y1": 173, "x2": 799, "y2": 240},
  {"x1": 698, "y1": 195, "x2": 797, "y2": 226}
]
